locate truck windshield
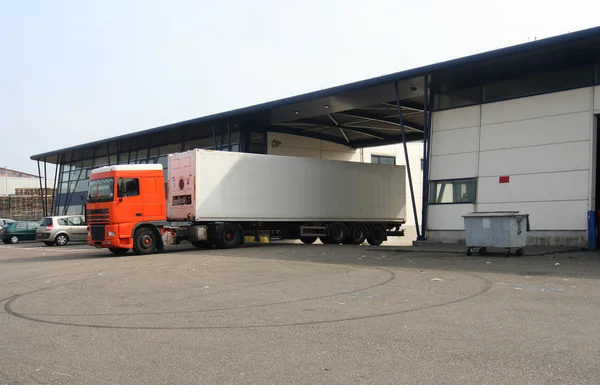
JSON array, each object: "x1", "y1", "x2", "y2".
[{"x1": 88, "y1": 178, "x2": 115, "y2": 203}]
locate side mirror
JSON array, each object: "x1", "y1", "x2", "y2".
[{"x1": 117, "y1": 178, "x2": 125, "y2": 200}]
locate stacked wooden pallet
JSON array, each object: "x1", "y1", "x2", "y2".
[{"x1": 0, "y1": 188, "x2": 55, "y2": 221}]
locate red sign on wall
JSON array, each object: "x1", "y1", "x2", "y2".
[{"x1": 499, "y1": 176, "x2": 510, "y2": 183}]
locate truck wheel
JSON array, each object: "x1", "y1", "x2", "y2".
[
  {"x1": 366, "y1": 224, "x2": 386, "y2": 246},
  {"x1": 327, "y1": 223, "x2": 348, "y2": 244},
  {"x1": 348, "y1": 224, "x2": 367, "y2": 245},
  {"x1": 217, "y1": 223, "x2": 242, "y2": 249},
  {"x1": 108, "y1": 247, "x2": 129, "y2": 255},
  {"x1": 300, "y1": 236, "x2": 317, "y2": 244},
  {"x1": 133, "y1": 227, "x2": 158, "y2": 255}
]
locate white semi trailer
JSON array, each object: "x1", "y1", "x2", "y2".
[{"x1": 86, "y1": 149, "x2": 407, "y2": 255}]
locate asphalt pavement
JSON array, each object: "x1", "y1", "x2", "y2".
[{"x1": 0, "y1": 241, "x2": 599, "y2": 384}]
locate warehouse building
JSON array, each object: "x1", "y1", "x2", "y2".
[{"x1": 31, "y1": 26, "x2": 600, "y2": 246}]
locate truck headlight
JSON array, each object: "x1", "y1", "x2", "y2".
[{"x1": 108, "y1": 231, "x2": 116, "y2": 237}]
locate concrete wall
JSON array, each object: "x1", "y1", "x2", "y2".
[
  {"x1": 427, "y1": 87, "x2": 596, "y2": 246},
  {"x1": 0, "y1": 177, "x2": 56, "y2": 196}
]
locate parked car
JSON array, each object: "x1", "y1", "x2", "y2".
[
  {"x1": 1, "y1": 221, "x2": 40, "y2": 244},
  {"x1": 0, "y1": 218, "x2": 15, "y2": 226},
  {"x1": 36, "y1": 215, "x2": 87, "y2": 246}
]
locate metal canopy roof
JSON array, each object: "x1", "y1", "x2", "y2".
[{"x1": 31, "y1": 25, "x2": 600, "y2": 164}]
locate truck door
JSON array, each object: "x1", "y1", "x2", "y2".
[
  {"x1": 141, "y1": 177, "x2": 164, "y2": 221},
  {"x1": 117, "y1": 177, "x2": 143, "y2": 231}
]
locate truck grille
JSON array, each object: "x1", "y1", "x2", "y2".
[
  {"x1": 90, "y1": 225, "x2": 106, "y2": 241},
  {"x1": 86, "y1": 208, "x2": 109, "y2": 224}
]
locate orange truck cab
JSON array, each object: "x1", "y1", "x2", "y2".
[{"x1": 86, "y1": 165, "x2": 166, "y2": 255}]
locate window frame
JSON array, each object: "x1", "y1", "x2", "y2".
[
  {"x1": 120, "y1": 178, "x2": 140, "y2": 198},
  {"x1": 371, "y1": 155, "x2": 396, "y2": 165},
  {"x1": 429, "y1": 177, "x2": 477, "y2": 205}
]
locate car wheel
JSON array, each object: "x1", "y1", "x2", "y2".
[
  {"x1": 55, "y1": 234, "x2": 69, "y2": 246},
  {"x1": 10, "y1": 235, "x2": 19, "y2": 244}
]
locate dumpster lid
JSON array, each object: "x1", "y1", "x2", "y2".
[{"x1": 462, "y1": 211, "x2": 529, "y2": 218}]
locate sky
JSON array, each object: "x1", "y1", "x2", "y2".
[{"x1": 1, "y1": 0, "x2": 599, "y2": 176}]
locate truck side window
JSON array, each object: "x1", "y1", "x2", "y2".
[{"x1": 123, "y1": 178, "x2": 140, "y2": 197}]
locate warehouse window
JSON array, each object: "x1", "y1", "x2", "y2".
[
  {"x1": 483, "y1": 65, "x2": 593, "y2": 103},
  {"x1": 371, "y1": 155, "x2": 396, "y2": 165},
  {"x1": 434, "y1": 85, "x2": 481, "y2": 111},
  {"x1": 429, "y1": 178, "x2": 476, "y2": 204}
]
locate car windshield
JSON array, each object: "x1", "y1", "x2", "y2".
[{"x1": 88, "y1": 178, "x2": 115, "y2": 203}]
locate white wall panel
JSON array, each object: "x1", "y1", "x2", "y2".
[
  {"x1": 431, "y1": 126, "x2": 478, "y2": 156},
  {"x1": 477, "y1": 201, "x2": 588, "y2": 230},
  {"x1": 321, "y1": 140, "x2": 355, "y2": 152},
  {"x1": 479, "y1": 141, "x2": 589, "y2": 177},
  {"x1": 481, "y1": 88, "x2": 590, "y2": 125},
  {"x1": 268, "y1": 146, "x2": 321, "y2": 159},
  {"x1": 595, "y1": 86, "x2": 600, "y2": 111},
  {"x1": 477, "y1": 171, "x2": 589, "y2": 204},
  {"x1": 480, "y1": 111, "x2": 590, "y2": 151},
  {"x1": 432, "y1": 105, "x2": 479, "y2": 132},
  {"x1": 427, "y1": 204, "x2": 475, "y2": 230},
  {"x1": 321, "y1": 151, "x2": 359, "y2": 162},
  {"x1": 268, "y1": 132, "x2": 320, "y2": 149},
  {"x1": 430, "y1": 152, "x2": 477, "y2": 180}
]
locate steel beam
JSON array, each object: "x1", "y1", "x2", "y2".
[
  {"x1": 287, "y1": 118, "x2": 386, "y2": 141},
  {"x1": 146, "y1": 136, "x2": 152, "y2": 163},
  {"x1": 394, "y1": 82, "x2": 421, "y2": 240},
  {"x1": 211, "y1": 125, "x2": 218, "y2": 150},
  {"x1": 228, "y1": 121, "x2": 232, "y2": 151},
  {"x1": 51, "y1": 154, "x2": 60, "y2": 215},
  {"x1": 418, "y1": 75, "x2": 430, "y2": 241},
  {"x1": 37, "y1": 160, "x2": 46, "y2": 217},
  {"x1": 382, "y1": 101, "x2": 425, "y2": 112},
  {"x1": 327, "y1": 113, "x2": 351, "y2": 143},
  {"x1": 336, "y1": 111, "x2": 424, "y2": 132},
  {"x1": 268, "y1": 126, "x2": 349, "y2": 147},
  {"x1": 105, "y1": 143, "x2": 111, "y2": 166},
  {"x1": 43, "y1": 159, "x2": 48, "y2": 217}
]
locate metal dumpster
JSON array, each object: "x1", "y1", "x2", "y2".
[{"x1": 462, "y1": 211, "x2": 530, "y2": 256}]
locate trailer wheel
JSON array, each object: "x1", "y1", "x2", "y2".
[
  {"x1": 133, "y1": 227, "x2": 158, "y2": 255},
  {"x1": 217, "y1": 223, "x2": 242, "y2": 249},
  {"x1": 108, "y1": 247, "x2": 129, "y2": 255},
  {"x1": 327, "y1": 223, "x2": 348, "y2": 244},
  {"x1": 366, "y1": 224, "x2": 386, "y2": 246},
  {"x1": 300, "y1": 236, "x2": 317, "y2": 244},
  {"x1": 348, "y1": 223, "x2": 367, "y2": 245}
]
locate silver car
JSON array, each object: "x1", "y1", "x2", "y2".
[{"x1": 36, "y1": 215, "x2": 87, "y2": 246}]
